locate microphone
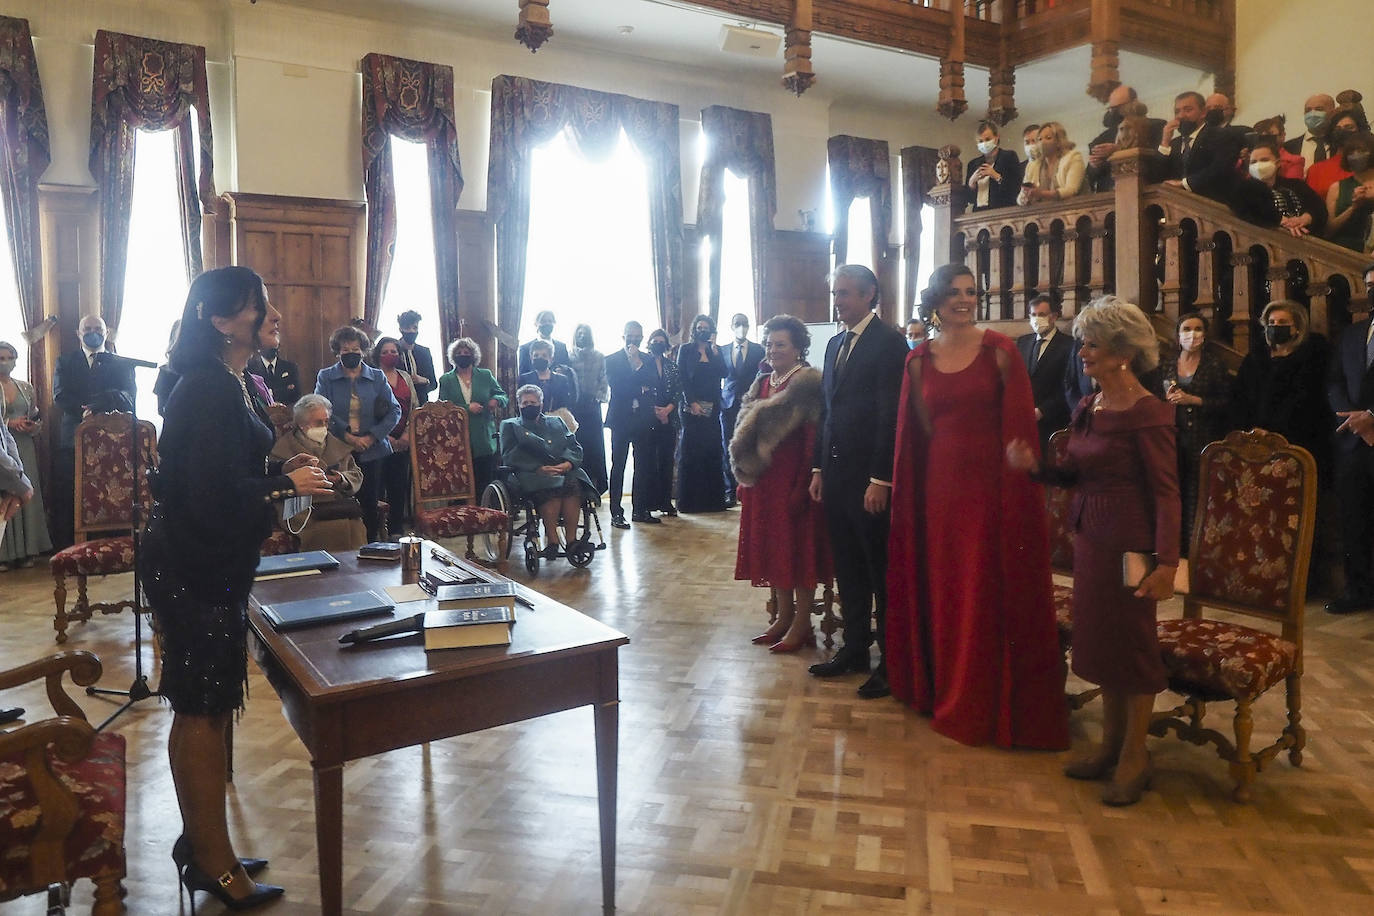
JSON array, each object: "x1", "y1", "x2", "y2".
[
  {"x1": 94, "y1": 352, "x2": 159, "y2": 370},
  {"x1": 338, "y1": 612, "x2": 425, "y2": 645}
]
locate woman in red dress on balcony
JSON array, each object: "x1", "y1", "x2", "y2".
[
  {"x1": 731, "y1": 315, "x2": 831, "y2": 653},
  {"x1": 885, "y1": 263, "x2": 1069, "y2": 750}
]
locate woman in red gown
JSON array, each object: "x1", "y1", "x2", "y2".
[
  {"x1": 731, "y1": 315, "x2": 832, "y2": 652},
  {"x1": 886, "y1": 264, "x2": 1070, "y2": 750}
]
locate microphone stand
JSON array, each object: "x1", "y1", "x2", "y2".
[{"x1": 85, "y1": 354, "x2": 160, "y2": 731}]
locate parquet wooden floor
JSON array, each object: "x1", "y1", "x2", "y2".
[{"x1": 4, "y1": 512, "x2": 1374, "y2": 914}]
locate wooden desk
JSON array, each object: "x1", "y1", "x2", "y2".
[{"x1": 247, "y1": 544, "x2": 629, "y2": 914}]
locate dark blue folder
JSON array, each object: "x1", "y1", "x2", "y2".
[
  {"x1": 255, "y1": 550, "x2": 340, "y2": 578},
  {"x1": 260, "y1": 590, "x2": 395, "y2": 632}
]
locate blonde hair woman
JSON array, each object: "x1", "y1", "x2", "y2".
[{"x1": 1019, "y1": 121, "x2": 1086, "y2": 204}]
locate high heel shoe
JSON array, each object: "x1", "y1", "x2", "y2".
[
  {"x1": 769, "y1": 630, "x2": 816, "y2": 653},
  {"x1": 182, "y1": 861, "x2": 284, "y2": 913},
  {"x1": 1062, "y1": 755, "x2": 1116, "y2": 781},
  {"x1": 1101, "y1": 760, "x2": 1154, "y2": 807},
  {"x1": 751, "y1": 622, "x2": 791, "y2": 645},
  {"x1": 173, "y1": 834, "x2": 269, "y2": 877}
]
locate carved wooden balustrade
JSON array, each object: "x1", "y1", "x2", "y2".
[{"x1": 929, "y1": 149, "x2": 1371, "y2": 358}]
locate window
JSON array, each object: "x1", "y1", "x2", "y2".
[
  {"x1": 118, "y1": 124, "x2": 196, "y2": 425},
  {"x1": 844, "y1": 195, "x2": 875, "y2": 274},
  {"x1": 0, "y1": 188, "x2": 24, "y2": 381},
  {"x1": 377, "y1": 136, "x2": 444, "y2": 364},
  {"x1": 700, "y1": 169, "x2": 755, "y2": 343}
]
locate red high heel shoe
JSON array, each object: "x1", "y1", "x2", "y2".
[
  {"x1": 769, "y1": 630, "x2": 816, "y2": 653},
  {"x1": 751, "y1": 621, "x2": 791, "y2": 645}
]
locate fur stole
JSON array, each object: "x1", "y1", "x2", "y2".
[{"x1": 729, "y1": 366, "x2": 823, "y2": 486}]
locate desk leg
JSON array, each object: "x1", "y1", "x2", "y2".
[
  {"x1": 594, "y1": 699, "x2": 618, "y2": 914},
  {"x1": 313, "y1": 762, "x2": 344, "y2": 916}
]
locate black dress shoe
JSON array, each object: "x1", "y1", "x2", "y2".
[
  {"x1": 1325, "y1": 594, "x2": 1374, "y2": 615},
  {"x1": 610, "y1": 515, "x2": 630, "y2": 530},
  {"x1": 808, "y1": 647, "x2": 870, "y2": 678},
  {"x1": 724, "y1": 495, "x2": 737, "y2": 509},
  {"x1": 631, "y1": 512, "x2": 661, "y2": 524},
  {"x1": 857, "y1": 666, "x2": 890, "y2": 699},
  {"x1": 0, "y1": 706, "x2": 24, "y2": 725}
]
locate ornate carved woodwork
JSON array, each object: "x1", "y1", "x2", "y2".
[
  {"x1": 515, "y1": 0, "x2": 552, "y2": 53},
  {"x1": 783, "y1": 0, "x2": 815, "y2": 96}
]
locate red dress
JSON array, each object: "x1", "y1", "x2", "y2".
[
  {"x1": 886, "y1": 332, "x2": 1069, "y2": 750},
  {"x1": 734, "y1": 375, "x2": 832, "y2": 591}
]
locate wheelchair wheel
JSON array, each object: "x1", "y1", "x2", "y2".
[
  {"x1": 479, "y1": 481, "x2": 514, "y2": 562},
  {"x1": 524, "y1": 540, "x2": 540, "y2": 575},
  {"x1": 567, "y1": 538, "x2": 595, "y2": 568}
]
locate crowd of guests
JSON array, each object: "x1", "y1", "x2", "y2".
[{"x1": 964, "y1": 86, "x2": 1374, "y2": 255}]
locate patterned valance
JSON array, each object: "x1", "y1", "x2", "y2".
[
  {"x1": 89, "y1": 30, "x2": 215, "y2": 332},
  {"x1": 828, "y1": 135, "x2": 891, "y2": 270},
  {"x1": 697, "y1": 105, "x2": 777, "y2": 326},
  {"x1": 0, "y1": 16, "x2": 50, "y2": 392},
  {"x1": 361, "y1": 53, "x2": 464, "y2": 344},
  {"x1": 900, "y1": 145, "x2": 941, "y2": 316},
  {"x1": 488, "y1": 75, "x2": 684, "y2": 382}
]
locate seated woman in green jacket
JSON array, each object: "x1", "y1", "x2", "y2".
[
  {"x1": 438, "y1": 337, "x2": 507, "y2": 498},
  {"x1": 500, "y1": 384, "x2": 597, "y2": 559}
]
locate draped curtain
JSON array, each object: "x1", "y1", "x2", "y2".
[
  {"x1": 0, "y1": 16, "x2": 49, "y2": 388},
  {"x1": 488, "y1": 74, "x2": 684, "y2": 365},
  {"x1": 89, "y1": 29, "x2": 215, "y2": 335},
  {"x1": 828, "y1": 135, "x2": 891, "y2": 271},
  {"x1": 900, "y1": 145, "x2": 941, "y2": 316},
  {"x1": 362, "y1": 53, "x2": 464, "y2": 345},
  {"x1": 696, "y1": 105, "x2": 776, "y2": 328}
]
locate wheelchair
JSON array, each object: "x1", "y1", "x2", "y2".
[{"x1": 477, "y1": 466, "x2": 606, "y2": 575}]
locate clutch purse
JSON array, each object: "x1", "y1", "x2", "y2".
[{"x1": 1121, "y1": 552, "x2": 1189, "y2": 593}]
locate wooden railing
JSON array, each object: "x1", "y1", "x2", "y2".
[{"x1": 929, "y1": 149, "x2": 1370, "y2": 359}]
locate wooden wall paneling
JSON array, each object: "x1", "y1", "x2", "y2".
[{"x1": 765, "y1": 229, "x2": 831, "y2": 325}]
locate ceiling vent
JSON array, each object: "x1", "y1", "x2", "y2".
[{"x1": 719, "y1": 24, "x2": 781, "y2": 59}]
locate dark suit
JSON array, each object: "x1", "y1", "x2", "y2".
[
  {"x1": 604, "y1": 349, "x2": 656, "y2": 519},
  {"x1": 398, "y1": 343, "x2": 436, "y2": 402},
  {"x1": 1016, "y1": 329, "x2": 1073, "y2": 452},
  {"x1": 1327, "y1": 319, "x2": 1374, "y2": 601},
  {"x1": 964, "y1": 148, "x2": 1022, "y2": 211},
  {"x1": 1162, "y1": 123, "x2": 1244, "y2": 202},
  {"x1": 517, "y1": 338, "x2": 570, "y2": 376},
  {"x1": 1085, "y1": 118, "x2": 1166, "y2": 192},
  {"x1": 51, "y1": 350, "x2": 138, "y2": 548},
  {"x1": 720, "y1": 338, "x2": 765, "y2": 498},
  {"x1": 246, "y1": 354, "x2": 302, "y2": 406},
  {"x1": 813, "y1": 313, "x2": 909, "y2": 656}
]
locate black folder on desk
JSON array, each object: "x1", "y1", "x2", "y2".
[
  {"x1": 255, "y1": 550, "x2": 340, "y2": 578},
  {"x1": 260, "y1": 590, "x2": 395, "y2": 632}
]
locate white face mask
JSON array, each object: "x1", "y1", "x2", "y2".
[
  {"x1": 1179, "y1": 330, "x2": 1204, "y2": 351},
  {"x1": 304, "y1": 426, "x2": 329, "y2": 446},
  {"x1": 732, "y1": 325, "x2": 748, "y2": 341},
  {"x1": 1030, "y1": 315, "x2": 1053, "y2": 335},
  {"x1": 1024, "y1": 142, "x2": 1041, "y2": 160},
  {"x1": 1248, "y1": 160, "x2": 1277, "y2": 182},
  {"x1": 977, "y1": 139, "x2": 998, "y2": 157}
]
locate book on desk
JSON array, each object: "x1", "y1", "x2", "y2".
[
  {"x1": 423, "y1": 605, "x2": 516, "y2": 650},
  {"x1": 255, "y1": 550, "x2": 339, "y2": 579},
  {"x1": 431, "y1": 580, "x2": 518, "y2": 612}
]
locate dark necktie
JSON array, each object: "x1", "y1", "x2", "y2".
[
  {"x1": 1365, "y1": 326, "x2": 1374, "y2": 370},
  {"x1": 834, "y1": 331, "x2": 855, "y2": 378},
  {"x1": 735, "y1": 343, "x2": 744, "y2": 370},
  {"x1": 1315, "y1": 139, "x2": 1328, "y2": 163},
  {"x1": 1030, "y1": 337, "x2": 1044, "y2": 374}
]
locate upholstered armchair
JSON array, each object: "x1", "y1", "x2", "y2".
[
  {"x1": 0, "y1": 651, "x2": 126, "y2": 914},
  {"x1": 408, "y1": 402, "x2": 508, "y2": 561},
  {"x1": 49, "y1": 413, "x2": 156, "y2": 643},
  {"x1": 1151, "y1": 429, "x2": 1316, "y2": 803}
]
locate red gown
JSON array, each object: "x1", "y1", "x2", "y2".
[
  {"x1": 734, "y1": 376, "x2": 832, "y2": 591},
  {"x1": 886, "y1": 331, "x2": 1069, "y2": 750}
]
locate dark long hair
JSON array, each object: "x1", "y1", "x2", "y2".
[
  {"x1": 169, "y1": 266, "x2": 268, "y2": 375},
  {"x1": 919, "y1": 263, "x2": 976, "y2": 324}
]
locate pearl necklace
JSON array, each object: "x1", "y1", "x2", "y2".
[
  {"x1": 769, "y1": 363, "x2": 803, "y2": 389},
  {"x1": 223, "y1": 361, "x2": 255, "y2": 412}
]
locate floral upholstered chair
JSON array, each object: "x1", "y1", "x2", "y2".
[
  {"x1": 0, "y1": 651, "x2": 126, "y2": 914},
  {"x1": 409, "y1": 402, "x2": 509, "y2": 562},
  {"x1": 49, "y1": 414, "x2": 157, "y2": 644},
  {"x1": 1044, "y1": 430, "x2": 1101, "y2": 710},
  {"x1": 1151, "y1": 429, "x2": 1316, "y2": 803}
]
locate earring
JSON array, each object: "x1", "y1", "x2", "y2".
[{"x1": 224, "y1": 335, "x2": 234, "y2": 347}]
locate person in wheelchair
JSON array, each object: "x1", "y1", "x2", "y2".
[{"x1": 500, "y1": 384, "x2": 599, "y2": 560}]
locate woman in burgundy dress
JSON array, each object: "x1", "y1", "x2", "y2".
[
  {"x1": 887, "y1": 264, "x2": 1070, "y2": 750},
  {"x1": 1008, "y1": 295, "x2": 1180, "y2": 806},
  {"x1": 731, "y1": 315, "x2": 831, "y2": 652}
]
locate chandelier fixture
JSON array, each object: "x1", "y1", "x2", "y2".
[{"x1": 515, "y1": 0, "x2": 552, "y2": 53}]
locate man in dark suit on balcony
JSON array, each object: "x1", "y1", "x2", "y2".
[
  {"x1": 1326, "y1": 263, "x2": 1374, "y2": 614},
  {"x1": 1159, "y1": 90, "x2": 1245, "y2": 203},
  {"x1": 720, "y1": 312, "x2": 764, "y2": 507},
  {"x1": 1016, "y1": 293, "x2": 1073, "y2": 454},
  {"x1": 1085, "y1": 84, "x2": 1166, "y2": 193}
]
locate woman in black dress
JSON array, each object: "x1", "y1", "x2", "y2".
[
  {"x1": 142, "y1": 267, "x2": 332, "y2": 910},
  {"x1": 675, "y1": 314, "x2": 728, "y2": 513},
  {"x1": 640, "y1": 328, "x2": 681, "y2": 520},
  {"x1": 1161, "y1": 312, "x2": 1233, "y2": 551}
]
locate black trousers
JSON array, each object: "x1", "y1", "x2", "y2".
[
  {"x1": 1336, "y1": 443, "x2": 1374, "y2": 600},
  {"x1": 51, "y1": 447, "x2": 75, "y2": 550},
  {"x1": 720, "y1": 403, "x2": 741, "y2": 497},
  {"x1": 608, "y1": 423, "x2": 650, "y2": 519},
  {"x1": 378, "y1": 451, "x2": 410, "y2": 537},
  {"x1": 357, "y1": 458, "x2": 382, "y2": 542},
  {"x1": 822, "y1": 468, "x2": 890, "y2": 656},
  {"x1": 472, "y1": 452, "x2": 497, "y2": 503}
]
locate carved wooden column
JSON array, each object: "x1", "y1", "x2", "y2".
[
  {"x1": 938, "y1": 2, "x2": 968, "y2": 121},
  {"x1": 1060, "y1": 229, "x2": 1080, "y2": 316},
  {"x1": 1266, "y1": 263, "x2": 1290, "y2": 303},
  {"x1": 986, "y1": 233, "x2": 1003, "y2": 321},
  {"x1": 990, "y1": 1, "x2": 1018, "y2": 126},
  {"x1": 1008, "y1": 231, "x2": 1029, "y2": 317},
  {"x1": 515, "y1": 0, "x2": 552, "y2": 52},
  {"x1": 1087, "y1": 225, "x2": 1108, "y2": 301},
  {"x1": 1193, "y1": 234, "x2": 1217, "y2": 314},
  {"x1": 1087, "y1": 0, "x2": 1121, "y2": 102},
  {"x1": 1229, "y1": 250, "x2": 1253, "y2": 354},
  {"x1": 783, "y1": 0, "x2": 815, "y2": 96},
  {"x1": 1109, "y1": 147, "x2": 1160, "y2": 313},
  {"x1": 1037, "y1": 228, "x2": 1053, "y2": 307},
  {"x1": 1307, "y1": 280, "x2": 1331, "y2": 336},
  {"x1": 1158, "y1": 224, "x2": 1183, "y2": 320}
]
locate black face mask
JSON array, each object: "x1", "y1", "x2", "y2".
[
  {"x1": 1177, "y1": 118, "x2": 1199, "y2": 137},
  {"x1": 1333, "y1": 128, "x2": 1357, "y2": 149},
  {"x1": 453, "y1": 354, "x2": 474, "y2": 369},
  {"x1": 649, "y1": 340, "x2": 668, "y2": 355},
  {"x1": 537, "y1": 324, "x2": 554, "y2": 338},
  {"x1": 261, "y1": 348, "x2": 279, "y2": 360},
  {"x1": 1347, "y1": 152, "x2": 1371, "y2": 172},
  {"x1": 694, "y1": 329, "x2": 712, "y2": 343},
  {"x1": 520, "y1": 404, "x2": 541, "y2": 424},
  {"x1": 1205, "y1": 108, "x2": 1226, "y2": 127},
  {"x1": 531, "y1": 357, "x2": 550, "y2": 372},
  {"x1": 1103, "y1": 108, "x2": 1124, "y2": 130},
  {"x1": 400, "y1": 331, "x2": 418, "y2": 345},
  {"x1": 340, "y1": 352, "x2": 363, "y2": 369},
  {"x1": 1265, "y1": 325, "x2": 1294, "y2": 347}
]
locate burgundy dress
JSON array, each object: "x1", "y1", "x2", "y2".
[
  {"x1": 1048, "y1": 395, "x2": 1180, "y2": 693},
  {"x1": 734, "y1": 375, "x2": 832, "y2": 591},
  {"x1": 887, "y1": 332, "x2": 1070, "y2": 750}
]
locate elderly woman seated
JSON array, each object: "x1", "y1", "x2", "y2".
[
  {"x1": 499, "y1": 384, "x2": 597, "y2": 561},
  {"x1": 270, "y1": 393, "x2": 367, "y2": 551}
]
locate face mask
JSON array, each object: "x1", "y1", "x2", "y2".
[
  {"x1": 907, "y1": 339, "x2": 919, "y2": 351},
  {"x1": 1249, "y1": 160, "x2": 1277, "y2": 181},
  {"x1": 1304, "y1": 111, "x2": 1329, "y2": 134},
  {"x1": 1205, "y1": 108, "x2": 1225, "y2": 127},
  {"x1": 1103, "y1": 108, "x2": 1124, "y2": 130},
  {"x1": 649, "y1": 340, "x2": 668, "y2": 355},
  {"x1": 693, "y1": 329, "x2": 712, "y2": 343},
  {"x1": 1347, "y1": 152, "x2": 1371, "y2": 172},
  {"x1": 537, "y1": 323, "x2": 554, "y2": 338},
  {"x1": 1177, "y1": 118, "x2": 1199, "y2": 137},
  {"x1": 1029, "y1": 315, "x2": 1052, "y2": 335},
  {"x1": 976, "y1": 139, "x2": 997, "y2": 156},
  {"x1": 82, "y1": 331, "x2": 104, "y2": 350},
  {"x1": 453, "y1": 354, "x2": 474, "y2": 369},
  {"x1": 340, "y1": 352, "x2": 363, "y2": 369},
  {"x1": 1024, "y1": 142, "x2": 1041, "y2": 160},
  {"x1": 261, "y1": 348, "x2": 279, "y2": 360},
  {"x1": 379, "y1": 353, "x2": 399, "y2": 369},
  {"x1": 0, "y1": 358, "x2": 14, "y2": 373},
  {"x1": 1333, "y1": 128, "x2": 1357, "y2": 148},
  {"x1": 400, "y1": 331, "x2": 418, "y2": 345},
  {"x1": 1265, "y1": 325, "x2": 1294, "y2": 347},
  {"x1": 1179, "y1": 330, "x2": 1204, "y2": 350},
  {"x1": 520, "y1": 404, "x2": 541, "y2": 424},
  {"x1": 625, "y1": 338, "x2": 642, "y2": 351},
  {"x1": 732, "y1": 325, "x2": 748, "y2": 341},
  {"x1": 304, "y1": 426, "x2": 330, "y2": 446},
  {"x1": 1039, "y1": 139, "x2": 1057, "y2": 156},
  {"x1": 575, "y1": 332, "x2": 591, "y2": 347},
  {"x1": 531, "y1": 357, "x2": 550, "y2": 372}
]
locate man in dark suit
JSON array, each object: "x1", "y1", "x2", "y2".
[
  {"x1": 1206, "y1": 92, "x2": 1251, "y2": 140},
  {"x1": 1326, "y1": 263, "x2": 1374, "y2": 614},
  {"x1": 51, "y1": 315, "x2": 137, "y2": 548},
  {"x1": 247, "y1": 345, "x2": 302, "y2": 405},
  {"x1": 1016, "y1": 293, "x2": 1073, "y2": 454},
  {"x1": 964, "y1": 120, "x2": 1022, "y2": 212},
  {"x1": 604, "y1": 321, "x2": 654, "y2": 529},
  {"x1": 808, "y1": 265, "x2": 909, "y2": 699},
  {"x1": 1159, "y1": 90, "x2": 1245, "y2": 203},
  {"x1": 518, "y1": 309, "x2": 571, "y2": 376},
  {"x1": 1085, "y1": 84, "x2": 1166, "y2": 193},
  {"x1": 396, "y1": 309, "x2": 436, "y2": 402},
  {"x1": 1285, "y1": 93, "x2": 1337, "y2": 171},
  {"x1": 720, "y1": 312, "x2": 765, "y2": 507}
]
